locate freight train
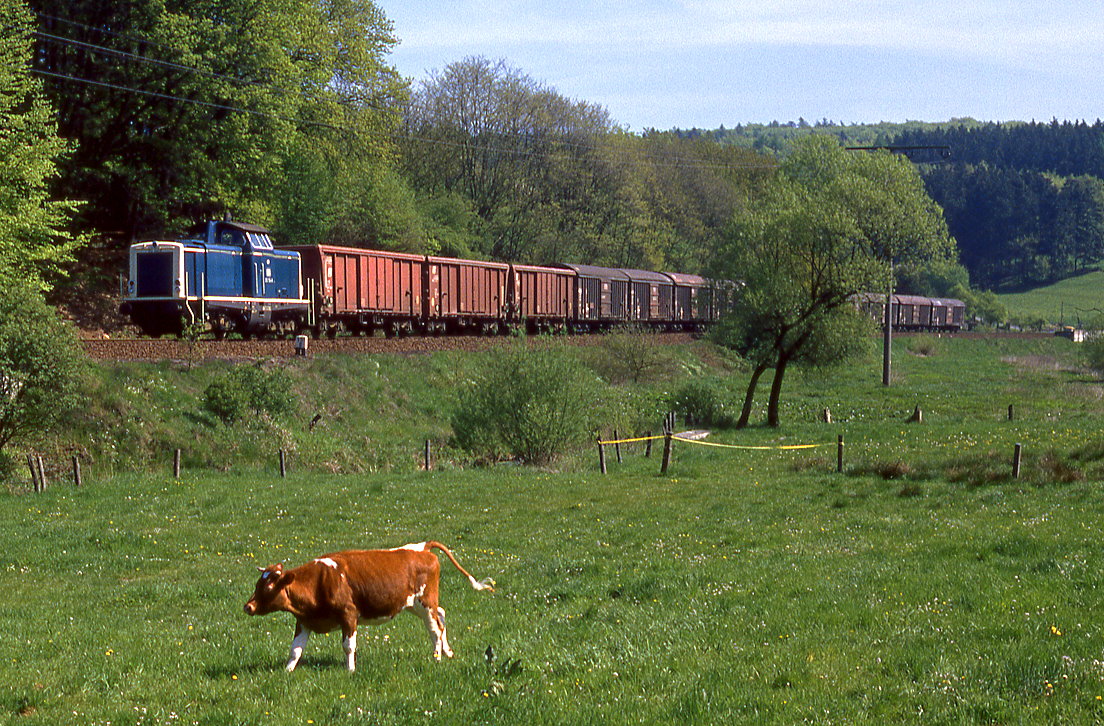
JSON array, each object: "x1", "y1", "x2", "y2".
[
  {"x1": 854, "y1": 292, "x2": 966, "y2": 332},
  {"x1": 119, "y1": 220, "x2": 964, "y2": 338},
  {"x1": 119, "y1": 220, "x2": 735, "y2": 338}
]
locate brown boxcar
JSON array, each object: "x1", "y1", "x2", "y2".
[
  {"x1": 508, "y1": 264, "x2": 575, "y2": 330},
  {"x1": 620, "y1": 269, "x2": 674, "y2": 323},
  {"x1": 286, "y1": 245, "x2": 426, "y2": 335},
  {"x1": 929, "y1": 297, "x2": 966, "y2": 330},
  {"x1": 556, "y1": 264, "x2": 631, "y2": 329},
  {"x1": 426, "y1": 256, "x2": 510, "y2": 332},
  {"x1": 855, "y1": 292, "x2": 965, "y2": 332},
  {"x1": 664, "y1": 272, "x2": 710, "y2": 328}
]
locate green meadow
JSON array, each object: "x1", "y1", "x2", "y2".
[
  {"x1": 997, "y1": 266, "x2": 1104, "y2": 326},
  {"x1": 3, "y1": 335, "x2": 1104, "y2": 724}
]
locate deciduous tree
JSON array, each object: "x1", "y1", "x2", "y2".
[
  {"x1": 714, "y1": 137, "x2": 954, "y2": 427},
  {"x1": 0, "y1": 0, "x2": 80, "y2": 286}
]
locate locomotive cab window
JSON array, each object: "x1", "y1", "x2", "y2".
[{"x1": 217, "y1": 228, "x2": 246, "y2": 247}]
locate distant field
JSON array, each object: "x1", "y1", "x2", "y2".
[
  {"x1": 997, "y1": 267, "x2": 1104, "y2": 325},
  {"x1": 3, "y1": 336, "x2": 1104, "y2": 724}
]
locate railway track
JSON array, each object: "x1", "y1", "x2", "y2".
[{"x1": 81, "y1": 332, "x2": 698, "y2": 361}]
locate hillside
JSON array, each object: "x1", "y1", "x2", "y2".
[{"x1": 997, "y1": 266, "x2": 1104, "y2": 326}]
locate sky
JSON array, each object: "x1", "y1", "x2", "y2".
[{"x1": 383, "y1": 0, "x2": 1104, "y2": 131}]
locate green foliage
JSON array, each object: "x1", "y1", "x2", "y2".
[
  {"x1": 203, "y1": 364, "x2": 295, "y2": 424},
  {"x1": 1080, "y1": 338, "x2": 1104, "y2": 375},
  {"x1": 0, "y1": 273, "x2": 86, "y2": 452},
  {"x1": 588, "y1": 326, "x2": 674, "y2": 384},
  {"x1": 0, "y1": 0, "x2": 81, "y2": 287},
  {"x1": 451, "y1": 342, "x2": 603, "y2": 464},
  {"x1": 714, "y1": 136, "x2": 951, "y2": 426},
  {"x1": 31, "y1": 0, "x2": 408, "y2": 244},
  {"x1": 668, "y1": 379, "x2": 733, "y2": 428},
  {"x1": 401, "y1": 57, "x2": 767, "y2": 270}
]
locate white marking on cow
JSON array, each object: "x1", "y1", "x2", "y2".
[
  {"x1": 392, "y1": 542, "x2": 427, "y2": 552},
  {"x1": 314, "y1": 557, "x2": 339, "y2": 569},
  {"x1": 403, "y1": 583, "x2": 427, "y2": 610},
  {"x1": 286, "y1": 629, "x2": 310, "y2": 672},
  {"x1": 342, "y1": 632, "x2": 357, "y2": 672}
]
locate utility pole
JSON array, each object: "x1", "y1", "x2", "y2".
[{"x1": 883, "y1": 276, "x2": 893, "y2": 386}]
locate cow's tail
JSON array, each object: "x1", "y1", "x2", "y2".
[{"x1": 426, "y1": 541, "x2": 495, "y2": 592}]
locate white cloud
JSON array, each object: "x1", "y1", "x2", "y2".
[{"x1": 393, "y1": 0, "x2": 1104, "y2": 69}]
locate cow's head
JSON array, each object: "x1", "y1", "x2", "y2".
[{"x1": 243, "y1": 563, "x2": 294, "y2": 616}]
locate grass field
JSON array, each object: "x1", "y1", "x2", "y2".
[
  {"x1": 997, "y1": 266, "x2": 1104, "y2": 326},
  {"x1": 4, "y1": 336, "x2": 1104, "y2": 724}
]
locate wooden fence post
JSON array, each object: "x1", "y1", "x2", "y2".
[
  {"x1": 27, "y1": 454, "x2": 39, "y2": 492},
  {"x1": 1008, "y1": 404, "x2": 1015, "y2": 421},
  {"x1": 837, "y1": 434, "x2": 844, "y2": 474},
  {"x1": 613, "y1": 430, "x2": 623, "y2": 464},
  {"x1": 645, "y1": 431, "x2": 653, "y2": 458},
  {"x1": 1013, "y1": 443, "x2": 1022, "y2": 479},
  {"x1": 597, "y1": 438, "x2": 607, "y2": 474},
  {"x1": 36, "y1": 456, "x2": 47, "y2": 490},
  {"x1": 72, "y1": 456, "x2": 82, "y2": 487},
  {"x1": 173, "y1": 449, "x2": 182, "y2": 479},
  {"x1": 660, "y1": 432, "x2": 673, "y2": 474},
  {"x1": 279, "y1": 449, "x2": 287, "y2": 478},
  {"x1": 424, "y1": 440, "x2": 433, "y2": 471}
]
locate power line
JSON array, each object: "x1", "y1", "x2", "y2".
[
  {"x1": 29, "y1": 68, "x2": 343, "y2": 131},
  {"x1": 28, "y1": 20, "x2": 779, "y2": 173}
]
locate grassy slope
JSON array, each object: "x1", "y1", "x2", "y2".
[
  {"x1": 3, "y1": 336, "x2": 1104, "y2": 723},
  {"x1": 997, "y1": 267, "x2": 1104, "y2": 325}
]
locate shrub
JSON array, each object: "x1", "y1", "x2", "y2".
[
  {"x1": 590, "y1": 326, "x2": 672, "y2": 383},
  {"x1": 451, "y1": 342, "x2": 602, "y2": 465},
  {"x1": 668, "y1": 380, "x2": 733, "y2": 428},
  {"x1": 203, "y1": 364, "x2": 295, "y2": 424},
  {"x1": 0, "y1": 276, "x2": 86, "y2": 455},
  {"x1": 1081, "y1": 338, "x2": 1104, "y2": 374}
]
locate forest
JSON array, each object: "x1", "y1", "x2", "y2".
[{"x1": 706, "y1": 120, "x2": 1104, "y2": 291}]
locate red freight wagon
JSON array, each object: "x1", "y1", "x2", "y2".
[
  {"x1": 286, "y1": 245, "x2": 426, "y2": 335},
  {"x1": 664, "y1": 272, "x2": 709, "y2": 328},
  {"x1": 426, "y1": 256, "x2": 510, "y2": 333},
  {"x1": 509, "y1": 264, "x2": 574, "y2": 330}
]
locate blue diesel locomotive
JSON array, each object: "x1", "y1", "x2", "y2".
[{"x1": 119, "y1": 220, "x2": 310, "y2": 337}]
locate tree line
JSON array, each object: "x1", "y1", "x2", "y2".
[
  {"x1": 895, "y1": 122, "x2": 1104, "y2": 289},
  {"x1": 711, "y1": 119, "x2": 1104, "y2": 291}
]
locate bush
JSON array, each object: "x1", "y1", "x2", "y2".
[
  {"x1": 1081, "y1": 338, "x2": 1104, "y2": 374},
  {"x1": 203, "y1": 364, "x2": 295, "y2": 424},
  {"x1": 669, "y1": 380, "x2": 733, "y2": 428},
  {"x1": 451, "y1": 342, "x2": 602, "y2": 465},
  {"x1": 0, "y1": 276, "x2": 86, "y2": 455},
  {"x1": 590, "y1": 326, "x2": 672, "y2": 383}
]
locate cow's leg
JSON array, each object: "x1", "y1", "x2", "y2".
[
  {"x1": 340, "y1": 610, "x2": 359, "y2": 672},
  {"x1": 436, "y1": 606, "x2": 454, "y2": 659},
  {"x1": 342, "y1": 629, "x2": 357, "y2": 672},
  {"x1": 286, "y1": 623, "x2": 310, "y2": 672},
  {"x1": 411, "y1": 601, "x2": 447, "y2": 661}
]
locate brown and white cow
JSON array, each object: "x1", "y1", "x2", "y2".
[{"x1": 243, "y1": 541, "x2": 494, "y2": 672}]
